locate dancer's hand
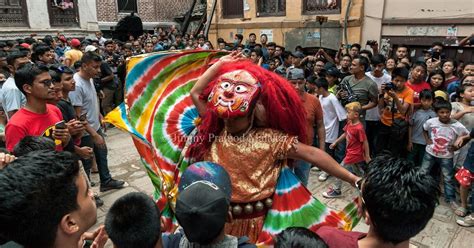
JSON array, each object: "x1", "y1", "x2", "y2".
[{"x1": 219, "y1": 51, "x2": 245, "y2": 63}]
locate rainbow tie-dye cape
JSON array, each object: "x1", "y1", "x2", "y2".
[{"x1": 104, "y1": 50, "x2": 360, "y2": 246}]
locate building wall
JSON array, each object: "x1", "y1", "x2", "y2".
[
  {"x1": 97, "y1": 0, "x2": 192, "y2": 25},
  {"x1": 0, "y1": 0, "x2": 99, "y2": 40},
  {"x1": 361, "y1": 0, "x2": 474, "y2": 45},
  {"x1": 207, "y1": 0, "x2": 365, "y2": 50}
]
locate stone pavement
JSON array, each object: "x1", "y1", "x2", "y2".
[{"x1": 91, "y1": 128, "x2": 473, "y2": 248}]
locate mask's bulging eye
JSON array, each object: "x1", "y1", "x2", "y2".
[
  {"x1": 235, "y1": 85, "x2": 248, "y2": 93},
  {"x1": 221, "y1": 82, "x2": 231, "y2": 89}
]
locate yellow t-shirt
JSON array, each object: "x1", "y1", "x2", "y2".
[
  {"x1": 381, "y1": 86, "x2": 414, "y2": 126},
  {"x1": 64, "y1": 49, "x2": 83, "y2": 66}
]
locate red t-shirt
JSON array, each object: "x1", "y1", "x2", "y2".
[
  {"x1": 406, "y1": 80, "x2": 431, "y2": 103},
  {"x1": 302, "y1": 93, "x2": 323, "y2": 145},
  {"x1": 316, "y1": 226, "x2": 366, "y2": 248},
  {"x1": 5, "y1": 104, "x2": 63, "y2": 151},
  {"x1": 344, "y1": 121, "x2": 367, "y2": 164}
]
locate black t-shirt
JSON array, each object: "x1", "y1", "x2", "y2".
[
  {"x1": 57, "y1": 99, "x2": 77, "y2": 122},
  {"x1": 93, "y1": 62, "x2": 116, "y2": 90}
]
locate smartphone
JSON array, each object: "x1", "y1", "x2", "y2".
[
  {"x1": 79, "y1": 113, "x2": 87, "y2": 121},
  {"x1": 55, "y1": 120, "x2": 67, "y2": 129}
]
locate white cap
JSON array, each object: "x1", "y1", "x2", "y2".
[{"x1": 84, "y1": 45, "x2": 97, "y2": 53}]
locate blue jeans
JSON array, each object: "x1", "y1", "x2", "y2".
[
  {"x1": 335, "y1": 120, "x2": 346, "y2": 163},
  {"x1": 463, "y1": 142, "x2": 474, "y2": 172},
  {"x1": 294, "y1": 160, "x2": 311, "y2": 186},
  {"x1": 80, "y1": 129, "x2": 112, "y2": 184},
  {"x1": 333, "y1": 161, "x2": 366, "y2": 190},
  {"x1": 420, "y1": 152, "x2": 456, "y2": 203}
]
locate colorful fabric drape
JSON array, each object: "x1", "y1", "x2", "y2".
[{"x1": 105, "y1": 50, "x2": 360, "y2": 246}]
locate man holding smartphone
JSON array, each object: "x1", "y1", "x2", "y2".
[{"x1": 5, "y1": 63, "x2": 71, "y2": 152}]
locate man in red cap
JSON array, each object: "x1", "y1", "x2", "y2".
[{"x1": 64, "y1": 38, "x2": 82, "y2": 67}]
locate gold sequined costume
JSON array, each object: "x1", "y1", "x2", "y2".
[{"x1": 204, "y1": 127, "x2": 297, "y2": 242}]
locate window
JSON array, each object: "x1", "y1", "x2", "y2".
[
  {"x1": 117, "y1": 0, "x2": 137, "y2": 13},
  {"x1": 48, "y1": 0, "x2": 79, "y2": 27},
  {"x1": 257, "y1": 0, "x2": 285, "y2": 17},
  {"x1": 0, "y1": 0, "x2": 28, "y2": 26},
  {"x1": 303, "y1": 0, "x2": 341, "y2": 14},
  {"x1": 222, "y1": 0, "x2": 243, "y2": 18}
]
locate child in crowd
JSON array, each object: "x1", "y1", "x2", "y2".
[
  {"x1": 406, "y1": 62, "x2": 431, "y2": 106},
  {"x1": 275, "y1": 227, "x2": 328, "y2": 248},
  {"x1": 454, "y1": 129, "x2": 474, "y2": 227},
  {"x1": 316, "y1": 78, "x2": 347, "y2": 181},
  {"x1": 407, "y1": 90, "x2": 436, "y2": 165},
  {"x1": 323, "y1": 102, "x2": 370, "y2": 198},
  {"x1": 376, "y1": 67, "x2": 413, "y2": 157},
  {"x1": 365, "y1": 54, "x2": 391, "y2": 157},
  {"x1": 451, "y1": 84, "x2": 474, "y2": 170},
  {"x1": 421, "y1": 100, "x2": 469, "y2": 212},
  {"x1": 105, "y1": 192, "x2": 163, "y2": 248},
  {"x1": 450, "y1": 83, "x2": 474, "y2": 218}
]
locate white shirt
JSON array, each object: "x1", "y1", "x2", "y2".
[
  {"x1": 319, "y1": 94, "x2": 347, "y2": 143},
  {"x1": 69, "y1": 73, "x2": 101, "y2": 131},
  {"x1": 365, "y1": 72, "x2": 391, "y2": 121},
  {"x1": 0, "y1": 77, "x2": 26, "y2": 120},
  {"x1": 423, "y1": 118, "x2": 468, "y2": 158}
]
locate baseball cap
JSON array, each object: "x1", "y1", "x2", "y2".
[
  {"x1": 19, "y1": 43, "x2": 30, "y2": 49},
  {"x1": 326, "y1": 67, "x2": 341, "y2": 77},
  {"x1": 290, "y1": 51, "x2": 305, "y2": 59},
  {"x1": 70, "y1": 38, "x2": 81, "y2": 48},
  {"x1": 58, "y1": 35, "x2": 67, "y2": 43},
  {"x1": 175, "y1": 162, "x2": 232, "y2": 244},
  {"x1": 434, "y1": 90, "x2": 448, "y2": 101},
  {"x1": 287, "y1": 68, "x2": 305, "y2": 80},
  {"x1": 84, "y1": 45, "x2": 97, "y2": 53}
]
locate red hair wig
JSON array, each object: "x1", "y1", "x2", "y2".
[{"x1": 189, "y1": 60, "x2": 307, "y2": 160}]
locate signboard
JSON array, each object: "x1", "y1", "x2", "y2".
[
  {"x1": 260, "y1": 29, "x2": 273, "y2": 42},
  {"x1": 447, "y1": 26, "x2": 457, "y2": 37}
]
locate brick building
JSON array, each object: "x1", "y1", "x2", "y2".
[{"x1": 97, "y1": 0, "x2": 195, "y2": 34}]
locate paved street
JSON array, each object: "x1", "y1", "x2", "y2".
[{"x1": 92, "y1": 128, "x2": 474, "y2": 248}]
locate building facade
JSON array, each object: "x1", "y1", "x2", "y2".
[
  {"x1": 0, "y1": 0, "x2": 99, "y2": 40},
  {"x1": 206, "y1": 0, "x2": 365, "y2": 51},
  {"x1": 362, "y1": 0, "x2": 474, "y2": 61},
  {"x1": 96, "y1": 0, "x2": 194, "y2": 34}
]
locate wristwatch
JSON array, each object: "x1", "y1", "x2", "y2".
[{"x1": 355, "y1": 178, "x2": 363, "y2": 191}]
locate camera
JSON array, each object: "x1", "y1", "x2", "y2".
[
  {"x1": 366, "y1": 40, "x2": 377, "y2": 46},
  {"x1": 242, "y1": 48, "x2": 251, "y2": 57},
  {"x1": 385, "y1": 82, "x2": 397, "y2": 91},
  {"x1": 337, "y1": 81, "x2": 359, "y2": 106}
]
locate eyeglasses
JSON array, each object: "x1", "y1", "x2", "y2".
[{"x1": 40, "y1": 79, "x2": 53, "y2": 86}]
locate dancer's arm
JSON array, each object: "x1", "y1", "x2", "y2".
[{"x1": 288, "y1": 142, "x2": 359, "y2": 185}]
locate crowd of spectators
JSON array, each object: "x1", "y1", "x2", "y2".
[{"x1": 0, "y1": 28, "x2": 473, "y2": 248}]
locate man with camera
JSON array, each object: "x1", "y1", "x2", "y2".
[{"x1": 336, "y1": 56, "x2": 378, "y2": 127}]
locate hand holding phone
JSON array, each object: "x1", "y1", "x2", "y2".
[{"x1": 79, "y1": 113, "x2": 87, "y2": 122}]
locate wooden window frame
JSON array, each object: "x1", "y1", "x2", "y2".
[
  {"x1": 302, "y1": 0, "x2": 341, "y2": 15},
  {"x1": 221, "y1": 0, "x2": 243, "y2": 19},
  {"x1": 256, "y1": 0, "x2": 286, "y2": 17},
  {"x1": 117, "y1": 0, "x2": 138, "y2": 14},
  {"x1": 0, "y1": 0, "x2": 29, "y2": 27},
  {"x1": 47, "y1": 0, "x2": 80, "y2": 27}
]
